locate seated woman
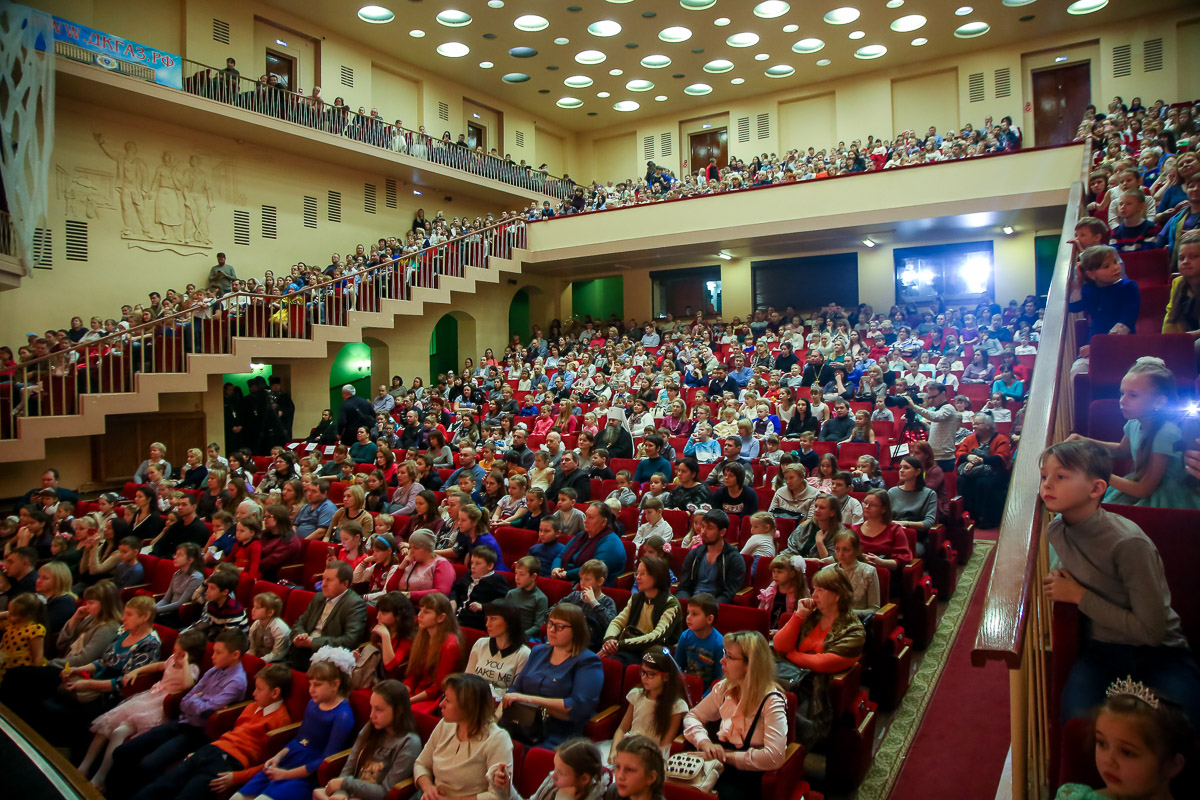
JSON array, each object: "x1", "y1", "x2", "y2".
[
  {"x1": 772, "y1": 569, "x2": 866, "y2": 747},
  {"x1": 413, "y1": 674, "x2": 514, "y2": 799},
  {"x1": 783, "y1": 494, "x2": 846, "y2": 559},
  {"x1": 907, "y1": 441, "x2": 947, "y2": 522},
  {"x1": 599, "y1": 556, "x2": 683, "y2": 666},
  {"x1": 504, "y1": 603, "x2": 604, "y2": 747},
  {"x1": 258, "y1": 453, "x2": 298, "y2": 495},
  {"x1": 174, "y1": 448, "x2": 209, "y2": 491},
  {"x1": 851, "y1": 489, "x2": 914, "y2": 573},
  {"x1": 887, "y1": 457, "x2": 938, "y2": 553},
  {"x1": 682, "y1": 630, "x2": 788, "y2": 800},
  {"x1": 820, "y1": 530, "x2": 881, "y2": 617},
  {"x1": 350, "y1": 427, "x2": 379, "y2": 465},
  {"x1": 313, "y1": 679, "x2": 420, "y2": 800},
  {"x1": 134, "y1": 442, "x2": 171, "y2": 484},
  {"x1": 955, "y1": 412, "x2": 1014, "y2": 529},
  {"x1": 465, "y1": 600, "x2": 531, "y2": 709},
  {"x1": 394, "y1": 530, "x2": 456, "y2": 600}
]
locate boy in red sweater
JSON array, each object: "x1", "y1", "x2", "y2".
[{"x1": 129, "y1": 664, "x2": 293, "y2": 800}]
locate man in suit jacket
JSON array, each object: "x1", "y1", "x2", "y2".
[
  {"x1": 337, "y1": 384, "x2": 375, "y2": 446},
  {"x1": 289, "y1": 562, "x2": 367, "y2": 669}
]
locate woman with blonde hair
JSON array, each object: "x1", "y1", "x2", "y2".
[{"x1": 330, "y1": 484, "x2": 372, "y2": 536}]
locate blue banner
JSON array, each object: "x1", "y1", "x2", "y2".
[{"x1": 51, "y1": 16, "x2": 182, "y2": 89}]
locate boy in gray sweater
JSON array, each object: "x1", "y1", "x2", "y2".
[
  {"x1": 559, "y1": 559, "x2": 618, "y2": 652},
  {"x1": 505, "y1": 556, "x2": 549, "y2": 640}
]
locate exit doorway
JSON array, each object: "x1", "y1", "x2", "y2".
[
  {"x1": 1032, "y1": 62, "x2": 1091, "y2": 147},
  {"x1": 688, "y1": 128, "x2": 728, "y2": 178}
]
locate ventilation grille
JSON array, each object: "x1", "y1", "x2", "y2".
[
  {"x1": 994, "y1": 67, "x2": 1011, "y2": 99},
  {"x1": 660, "y1": 132, "x2": 672, "y2": 158},
  {"x1": 438, "y1": 101, "x2": 450, "y2": 121},
  {"x1": 1144, "y1": 38, "x2": 1163, "y2": 72},
  {"x1": 364, "y1": 183, "x2": 377, "y2": 214},
  {"x1": 64, "y1": 220, "x2": 87, "y2": 261},
  {"x1": 32, "y1": 227, "x2": 52, "y2": 268},
  {"x1": 328, "y1": 190, "x2": 342, "y2": 223},
  {"x1": 261, "y1": 205, "x2": 277, "y2": 239},
  {"x1": 756, "y1": 112, "x2": 770, "y2": 140},
  {"x1": 340, "y1": 65, "x2": 354, "y2": 87},
  {"x1": 212, "y1": 18, "x2": 230, "y2": 45},
  {"x1": 643, "y1": 135, "x2": 654, "y2": 161},
  {"x1": 385, "y1": 178, "x2": 397, "y2": 208},
  {"x1": 233, "y1": 210, "x2": 250, "y2": 246},
  {"x1": 968, "y1": 72, "x2": 985, "y2": 103},
  {"x1": 303, "y1": 196, "x2": 318, "y2": 229},
  {"x1": 514, "y1": 129, "x2": 525, "y2": 148},
  {"x1": 736, "y1": 116, "x2": 750, "y2": 143},
  {"x1": 1112, "y1": 44, "x2": 1132, "y2": 78}
]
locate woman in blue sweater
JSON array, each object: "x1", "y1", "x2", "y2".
[{"x1": 550, "y1": 503, "x2": 628, "y2": 586}]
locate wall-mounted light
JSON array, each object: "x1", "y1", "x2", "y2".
[
  {"x1": 413, "y1": 190, "x2": 423, "y2": 195},
  {"x1": 275, "y1": 39, "x2": 288, "y2": 47},
  {"x1": 702, "y1": 122, "x2": 711, "y2": 129},
  {"x1": 862, "y1": 238, "x2": 876, "y2": 248},
  {"x1": 473, "y1": 113, "x2": 481, "y2": 119},
  {"x1": 717, "y1": 252, "x2": 732, "y2": 260},
  {"x1": 1002, "y1": 226, "x2": 1015, "y2": 235},
  {"x1": 1054, "y1": 55, "x2": 1068, "y2": 63}
]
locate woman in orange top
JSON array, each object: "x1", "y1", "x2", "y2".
[{"x1": 772, "y1": 568, "x2": 865, "y2": 747}]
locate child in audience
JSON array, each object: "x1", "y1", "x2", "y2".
[
  {"x1": 607, "y1": 471, "x2": 639, "y2": 507},
  {"x1": 1106, "y1": 168, "x2": 1158, "y2": 230},
  {"x1": 80, "y1": 629, "x2": 205, "y2": 789},
  {"x1": 230, "y1": 648, "x2": 357, "y2": 800},
  {"x1": 679, "y1": 509, "x2": 708, "y2": 550},
  {"x1": 820, "y1": 531, "x2": 881, "y2": 617},
  {"x1": 638, "y1": 473, "x2": 673, "y2": 509},
  {"x1": 529, "y1": 451, "x2": 554, "y2": 491},
  {"x1": 1072, "y1": 216, "x2": 1109, "y2": 250},
  {"x1": 505, "y1": 556, "x2": 549, "y2": 641},
  {"x1": 327, "y1": 522, "x2": 368, "y2": 571},
  {"x1": 248, "y1": 591, "x2": 292, "y2": 663},
  {"x1": 808, "y1": 453, "x2": 839, "y2": 493},
  {"x1": 673, "y1": 592, "x2": 724, "y2": 694},
  {"x1": 451, "y1": 547, "x2": 509, "y2": 630},
  {"x1": 740, "y1": 511, "x2": 777, "y2": 558},
  {"x1": 1069, "y1": 245, "x2": 1141, "y2": 342},
  {"x1": 0, "y1": 593, "x2": 46, "y2": 684},
  {"x1": 514, "y1": 487, "x2": 548, "y2": 531},
  {"x1": 369, "y1": 591, "x2": 416, "y2": 679},
  {"x1": 831, "y1": 471, "x2": 865, "y2": 525},
  {"x1": 184, "y1": 570, "x2": 248, "y2": 639},
  {"x1": 404, "y1": 593, "x2": 462, "y2": 714},
  {"x1": 203, "y1": 511, "x2": 236, "y2": 564},
  {"x1": 1163, "y1": 230, "x2": 1200, "y2": 335},
  {"x1": 1054, "y1": 678, "x2": 1195, "y2": 800},
  {"x1": 373, "y1": 513, "x2": 394, "y2": 536},
  {"x1": 529, "y1": 517, "x2": 566, "y2": 577},
  {"x1": 1069, "y1": 357, "x2": 1198, "y2": 509},
  {"x1": 354, "y1": 533, "x2": 402, "y2": 603},
  {"x1": 561, "y1": 559, "x2": 617, "y2": 650},
  {"x1": 1111, "y1": 190, "x2": 1159, "y2": 252},
  {"x1": 1039, "y1": 439, "x2": 1200, "y2": 724},
  {"x1": 632, "y1": 537, "x2": 676, "y2": 592},
  {"x1": 759, "y1": 554, "x2": 810, "y2": 635},
  {"x1": 492, "y1": 474, "x2": 529, "y2": 527},
  {"x1": 229, "y1": 517, "x2": 262, "y2": 579},
  {"x1": 552, "y1": 488, "x2": 586, "y2": 537},
  {"x1": 852, "y1": 455, "x2": 886, "y2": 491},
  {"x1": 632, "y1": 497, "x2": 673, "y2": 549},
  {"x1": 608, "y1": 649, "x2": 689, "y2": 761},
  {"x1": 589, "y1": 449, "x2": 616, "y2": 480}
]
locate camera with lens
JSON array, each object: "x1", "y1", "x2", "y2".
[{"x1": 884, "y1": 394, "x2": 911, "y2": 408}]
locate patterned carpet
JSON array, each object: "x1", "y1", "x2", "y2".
[{"x1": 853, "y1": 540, "x2": 998, "y2": 800}]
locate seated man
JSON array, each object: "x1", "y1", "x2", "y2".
[
  {"x1": 675, "y1": 509, "x2": 746, "y2": 605},
  {"x1": 288, "y1": 562, "x2": 367, "y2": 670},
  {"x1": 21, "y1": 468, "x2": 79, "y2": 506}
]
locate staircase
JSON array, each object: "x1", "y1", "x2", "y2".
[{"x1": 0, "y1": 223, "x2": 530, "y2": 461}]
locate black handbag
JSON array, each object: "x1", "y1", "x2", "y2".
[{"x1": 499, "y1": 700, "x2": 547, "y2": 744}]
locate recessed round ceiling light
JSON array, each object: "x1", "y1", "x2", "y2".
[
  {"x1": 955, "y1": 6, "x2": 973, "y2": 15},
  {"x1": 641, "y1": 54, "x2": 672, "y2": 68},
  {"x1": 1066, "y1": 0, "x2": 1107, "y2": 13},
  {"x1": 910, "y1": 37, "x2": 927, "y2": 46},
  {"x1": 508, "y1": 46, "x2": 538, "y2": 58},
  {"x1": 554, "y1": 37, "x2": 569, "y2": 45},
  {"x1": 783, "y1": 24, "x2": 799, "y2": 33},
  {"x1": 575, "y1": 49, "x2": 607, "y2": 64},
  {"x1": 764, "y1": 64, "x2": 794, "y2": 77},
  {"x1": 556, "y1": 97, "x2": 583, "y2": 108},
  {"x1": 626, "y1": 79, "x2": 654, "y2": 91},
  {"x1": 890, "y1": 14, "x2": 926, "y2": 32},
  {"x1": 854, "y1": 44, "x2": 887, "y2": 59},
  {"x1": 501, "y1": 72, "x2": 530, "y2": 82},
  {"x1": 753, "y1": 1, "x2": 790, "y2": 19},
  {"x1": 954, "y1": 21, "x2": 990, "y2": 37},
  {"x1": 564, "y1": 75, "x2": 593, "y2": 87},
  {"x1": 886, "y1": 0, "x2": 904, "y2": 6},
  {"x1": 684, "y1": 83, "x2": 712, "y2": 95},
  {"x1": 726, "y1": 32, "x2": 760, "y2": 47},
  {"x1": 479, "y1": 60, "x2": 494, "y2": 68},
  {"x1": 731, "y1": 77, "x2": 745, "y2": 84},
  {"x1": 1001, "y1": 0, "x2": 1037, "y2": 5},
  {"x1": 654, "y1": 94, "x2": 668, "y2": 101},
  {"x1": 613, "y1": 100, "x2": 640, "y2": 111},
  {"x1": 714, "y1": 17, "x2": 731, "y2": 26},
  {"x1": 848, "y1": 30, "x2": 865, "y2": 39},
  {"x1": 816, "y1": 58, "x2": 831, "y2": 66},
  {"x1": 358, "y1": 5, "x2": 395, "y2": 23},
  {"x1": 487, "y1": 0, "x2": 504, "y2": 7},
  {"x1": 792, "y1": 38, "x2": 825, "y2": 53},
  {"x1": 514, "y1": 15, "x2": 549, "y2": 32},
  {"x1": 609, "y1": 68, "x2": 623, "y2": 75},
  {"x1": 597, "y1": 91, "x2": 611, "y2": 98},
  {"x1": 659, "y1": 27, "x2": 692, "y2": 42},
  {"x1": 436, "y1": 10, "x2": 471, "y2": 27},
  {"x1": 704, "y1": 59, "x2": 734, "y2": 73},
  {"x1": 754, "y1": 53, "x2": 770, "y2": 61},
  {"x1": 436, "y1": 41, "x2": 469, "y2": 57},
  {"x1": 679, "y1": 0, "x2": 716, "y2": 9},
  {"x1": 588, "y1": 20, "x2": 622, "y2": 37},
  {"x1": 409, "y1": 29, "x2": 425, "y2": 38},
  {"x1": 823, "y1": 7, "x2": 860, "y2": 25}
]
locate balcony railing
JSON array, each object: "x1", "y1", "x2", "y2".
[
  {"x1": 0, "y1": 219, "x2": 527, "y2": 440},
  {"x1": 179, "y1": 60, "x2": 571, "y2": 200},
  {"x1": 971, "y1": 145, "x2": 1091, "y2": 800}
]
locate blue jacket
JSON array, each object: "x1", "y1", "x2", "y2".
[{"x1": 553, "y1": 530, "x2": 627, "y2": 585}]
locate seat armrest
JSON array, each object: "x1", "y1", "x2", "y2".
[
  {"x1": 316, "y1": 748, "x2": 353, "y2": 784},
  {"x1": 265, "y1": 721, "x2": 302, "y2": 756},
  {"x1": 387, "y1": 778, "x2": 416, "y2": 800},
  {"x1": 207, "y1": 700, "x2": 254, "y2": 740}
]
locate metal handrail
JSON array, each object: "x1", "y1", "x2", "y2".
[{"x1": 179, "y1": 59, "x2": 570, "y2": 199}]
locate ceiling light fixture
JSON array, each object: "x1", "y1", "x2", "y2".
[
  {"x1": 413, "y1": 190, "x2": 422, "y2": 195},
  {"x1": 564, "y1": 75, "x2": 593, "y2": 87},
  {"x1": 955, "y1": 6, "x2": 973, "y2": 15},
  {"x1": 792, "y1": 38, "x2": 825, "y2": 53},
  {"x1": 714, "y1": 17, "x2": 731, "y2": 26},
  {"x1": 754, "y1": 53, "x2": 770, "y2": 61},
  {"x1": 890, "y1": 14, "x2": 926, "y2": 32},
  {"x1": 886, "y1": 0, "x2": 904, "y2": 6},
  {"x1": 435, "y1": 10, "x2": 472, "y2": 27},
  {"x1": 910, "y1": 37, "x2": 927, "y2": 46},
  {"x1": 704, "y1": 59, "x2": 734, "y2": 72},
  {"x1": 597, "y1": 91, "x2": 611, "y2": 98},
  {"x1": 848, "y1": 30, "x2": 865, "y2": 39},
  {"x1": 862, "y1": 238, "x2": 875, "y2": 247},
  {"x1": 718, "y1": 252, "x2": 732, "y2": 260},
  {"x1": 954, "y1": 21, "x2": 990, "y2": 37},
  {"x1": 823, "y1": 7, "x2": 861, "y2": 25},
  {"x1": 783, "y1": 24, "x2": 799, "y2": 33},
  {"x1": 436, "y1": 42, "x2": 469, "y2": 57},
  {"x1": 726, "y1": 32, "x2": 760, "y2": 47},
  {"x1": 659, "y1": 26, "x2": 693, "y2": 42},
  {"x1": 654, "y1": 95, "x2": 668, "y2": 101},
  {"x1": 641, "y1": 54, "x2": 672, "y2": 68},
  {"x1": 408, "y1": 29, "x2": 425, "y2": 38},
  {"x1": 1066, "y1": 0, "x2": 1107, "y2": 13},
  {"x1": 626, "y1": 79, "x2": 654, "y2": 91},
  {"x1": 487, "y1": 0, "x2": 504, "y2": 7},
  {"x1": 679, "y1": 0, "x2": 717, "y2": 9},
  {"x1": 764, "y1": 64, "x2": 794, "y2": 78},
  {"x1": 588, "y1": 20, "x2": 622, "y2": 37},
  {"x1": 731, "y1": 77, "x2": 745, "y2": 84},
  {"x1": 479, "y1": 60, "x2": 494, "y2": 68},
  {"x1": 613, "y1": 100, "x2": 640, "y2": 111},
  {"x1": 753, "y1": 1, "x2": 790, "y2": 19},
  {"x1": 357, "y1": 5, "x2": 395, "y2": 24},
  {"x1": 501, "y1": 72, "x2": 530, "y2": 82},
  {"x1": 514, "y1": 14, "x2": 549, "y2": 31},
  {"x1": 575, "y1": 49, "x2": 607, "y2": 64},
  {"x1": 609, "y1": 68, "x2": 624, "y2": 75},
  {"x1": 854, "y1": 44, "x2": 887, "y2": 59},
  {"x1": 684, "y1": 83, "x2": 712, "y2": 95},
  {"x1": 556, "y1": 97, "x2": 583, "y2": 108},
  {"x1": 816, "y1": 58, "x2": 831, "y2": 66},
  {"x1": 1002, "y1": 226, "x2": 1015, "y2": 235},
  {"x1": 1002, "y1": 0, "x2": 1038, "y2": 5},
  {"x1": 554, "y1": 37, "x2": 569, "y2": 45}
]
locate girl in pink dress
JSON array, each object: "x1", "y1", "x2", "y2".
[{"x1": 79, "y1": 630, "x2": 205, "y2": 790}]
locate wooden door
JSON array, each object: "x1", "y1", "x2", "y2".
[
  {"x1": 265, "y1": 50, "x2": 295, "y2": 90},
  {"x1": 92, "y1": 411, "x2": 207, "y2": 486},
  {"x1": 1032, "y1": 62, "x2": 1091, "y2": 147},
  {"x1": 467, "y1": 121, "x2": 486, "y2": 150},
  {"x1": 688, "y1": 129, "x2": 728, "y2": 176}
]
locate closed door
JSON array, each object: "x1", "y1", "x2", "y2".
[
  {"x1": 265, "y1": 50, "x2": 295, "y2": 90},
  {"x1": 689, "y1": 129, "x2": 728, "y2": 176},
  {"x1": 1032, "y1": 62, "x2": 1091, "y2": 147},
  {"x1": 467, "y1": 121, "x2": 486, "y2": 150}
]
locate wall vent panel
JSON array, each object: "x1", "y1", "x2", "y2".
[
  {"x1": 994, "y1": 67, "x2": 1011, "y2": 98},
  {"x1": 438, "y1": 101, "x2": 450, "y2": 121},
  {"x1": 660, "y1": 132, "x2": 672, "y2": 157},
  {"x1": 385, "y1": 178, "x2": 397, "y2": 208},
  {"x1": 302, "y1": 196, "x2": 318, "y2": 229},
  {"x1": 736, "y1": 116, "x2": 750, "y2": 143},
  {"x1": 32, "y1": 227, "x2": 52, "y2": 268},
  {"x1": 968, "y1": 72, "x2": 985, "y2": 103},
  {"x1": 1143, "y1": 38, "x2": 1163, "y2": 72},
  {"x1": 340, "y1": 66, "x2": 354, "y2": 87},
  {"x1": 233, "y1": 211, "x2": 250, "y2": 246},
  {"x1": 212, "y1": 19, "x2": 230, "y2": 45},
  {"x1": 1112, "y1": 44, "x2": 1132, "y2": 77},
  {"x1": 261, "y1": 205, "x2": 277, "y2": 239},
  {"x1": 756, "y1": 112, "x2": 770, "y2": 139},
  {"x1": 65, "y1": 220, "x2": 87, "y2": 261},
  {"x1": 328, "y1": 190, "x2": 342, "y2": 223},
  {"x1": 364, "y1": 183, "x2": 377, "y2": 214}
]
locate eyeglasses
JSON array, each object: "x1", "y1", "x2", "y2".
[
  {"x1": 546, "y1": 621, "x2": 571, "y2": 633},
  {"x1": 640, "y1": 668, "x2": 663, "y2": 678}
]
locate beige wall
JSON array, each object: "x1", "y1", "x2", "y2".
[{"x1": 892, "y1": 70, "x2": 959, "y2": 139}]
